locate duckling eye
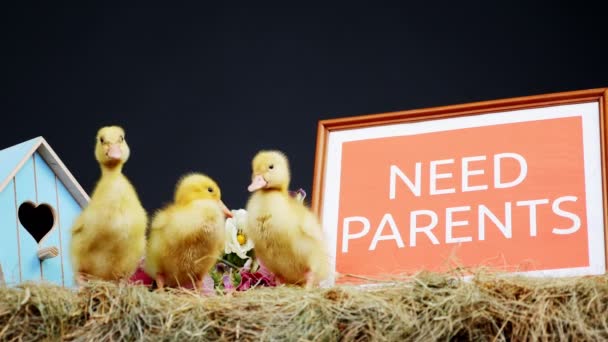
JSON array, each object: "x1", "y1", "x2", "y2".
[
  {"x1": 99, "y1": 137, "x2": 105, "y2": 144},
  {"x1": 119, "y1": 135, "x2": 124, "y2": 143},
  {"x1": 207, "y1": 187, "x2": 213, "y2": 193},
  {"x1": 269, "y1": 164, "x2": 274, "y2": 170}
]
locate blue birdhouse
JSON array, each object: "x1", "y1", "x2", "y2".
[{"x1": 0, "y1": 137, "x2": 89, "y2": 287}]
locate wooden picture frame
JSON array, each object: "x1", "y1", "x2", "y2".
[{"x1": 312, "y1": 88, "x2": 608, "y2": 285}]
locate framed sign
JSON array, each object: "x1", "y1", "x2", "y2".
[{"x1": 312, "y1": 88, "x2": 608, "y2": 285}]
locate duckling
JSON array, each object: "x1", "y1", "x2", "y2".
[
  {"x1": 144, "y1": 173, "x2": 232, "y2": 291},
  {"x1": 70, "y1": 126, "x2": 148, "y2": 284},
  {"x1": 245, "y1": 150, "x2": 329, "y2": 288}
]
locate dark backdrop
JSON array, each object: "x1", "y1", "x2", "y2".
[{"x1": 1, "y1": 3, "x2": 607, "y2": 213}]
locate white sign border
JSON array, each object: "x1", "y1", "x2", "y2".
[{"x1": 320, "y1": 101, "x2": 605, "y2": 286}]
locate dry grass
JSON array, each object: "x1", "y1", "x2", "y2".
[{"x1": 1, "y1": 270, "x2": 608, "y2": 341}]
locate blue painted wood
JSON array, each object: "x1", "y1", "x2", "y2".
[
  {"x1": 34, "y1": 153, "x2": 63, "y2": 286},
  {"x1": 0, "y1": 179, "x2": 20, "y2": 285},
  {"x1": 15, "y1": 156, "x2": 42, "y2": 282},
  {"x1": 56, "y1": 178, "x2": 80, "y2": 287},
  {"x1": 0, "y1": 137, "x2": 41, "y2": 189}
]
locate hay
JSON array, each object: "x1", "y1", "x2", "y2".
[{"x1": 1, "y1": 271, "x2": 608, "y2": 341}]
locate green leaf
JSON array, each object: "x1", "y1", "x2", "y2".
[
  {"x1": 233, "y1": 272, "x2": 242, "y2": 286},
  {"x1": 209, "y1": 269, "x2": 222, "y2": 288},
  {"x1": 223, "y1": 252, "x2": 248, "y2": 268}
]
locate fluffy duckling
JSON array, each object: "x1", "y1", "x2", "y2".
[
  {"x1": 70, "y1": 126, "x2": 148, "y2": 283},
  {"x1": 245, "y1": 150, "x2": 329, "y2": 288},
  {"x1": 144, "y1": 173, "x2": 232, "y2": 290}
]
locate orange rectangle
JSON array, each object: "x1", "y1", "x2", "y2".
[{"x1": 335, "y1": 116, "x2": 588, "y2": 281}]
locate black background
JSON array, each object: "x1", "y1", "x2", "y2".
[{"x1": 1, "y1": 3, "x2": 607, "y2": 213}]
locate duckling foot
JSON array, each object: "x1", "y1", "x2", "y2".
[
  {"x1": 195, "y1": 276, "x2": 204, "y2": 292},
  {"x1": 304, "y1": 271, "x2": 315, "y2": 290},
  {"x1": 75, "y1": 272, "x2": 88, "y2": 287},
  {"x1": 274, "y1": 275, "x2": 286, "y2": 286},
  {"x1": 155, "y1": 273, "x2": 166, "y2": 292}
]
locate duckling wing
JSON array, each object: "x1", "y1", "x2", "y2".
[
  {"x1": 297, "y1": 210, "x2": 325, "y2": 242},
  {"x1": 71, "y1": 216, "x2": 85, "y2": 234}
]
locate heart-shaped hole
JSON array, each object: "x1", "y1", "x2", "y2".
[{"x1": 18, "y1": 201, "x2": 56, "y2": 244}]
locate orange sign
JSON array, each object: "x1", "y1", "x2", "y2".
[
  {"x1": 313, "y1": 88, "x2": 608, "y2": 285},
  {"x1": 338, "y1": 117, "x2": 586, "y2": 277}
]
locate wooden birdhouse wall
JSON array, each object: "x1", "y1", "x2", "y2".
[{"x1": 0, "y1": 152, "x2": 80, "y2": 287}]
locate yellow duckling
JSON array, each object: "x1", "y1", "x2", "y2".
[
  {"x1": 245, "y1": 150, "x2": 329, "y2": 288},
  {"x1": 70, "y1": 126, "x2": 148, "y2": 283},
  {"x1": 144, "y1": 173, "x2": 232, "y2": 290}
]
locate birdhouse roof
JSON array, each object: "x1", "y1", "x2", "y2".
[{"x1": 0, "y1": 137, "x2": 89, "y2": 206}]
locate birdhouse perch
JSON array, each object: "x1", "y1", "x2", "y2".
[{"x1": 38, "y1": 246, "x2": 59, "y2": 260}]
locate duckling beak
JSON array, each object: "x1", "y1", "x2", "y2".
[
  {"x1": 219, "y1": 200, "x2": 233, "y2": 218},
  {"x1": 248, "y1": 174, "x2": 267, "y2": 192},
  {"x1": 106, "y1": 144, "x2": 122, "y2": 160}
]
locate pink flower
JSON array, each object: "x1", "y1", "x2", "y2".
[
  {"x1": 236, "y1": 258, "x2": 277, "y2": 291},
  {"x1": 128, "y1": 258, "x2": 154, "y2": 286},
  {"x1": 288, "y1": 188, "x2": 307, "y2": 202},
  {"x1": 223, "y1": 273, "x2": 235, "y2": 291},
  {"x1": 201, "y1": 274, "x2": 215, "y2": 295}
]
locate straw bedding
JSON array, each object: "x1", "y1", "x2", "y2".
[{"x1": 1, "y1": 271, "x2": 607, "y2": 341}]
